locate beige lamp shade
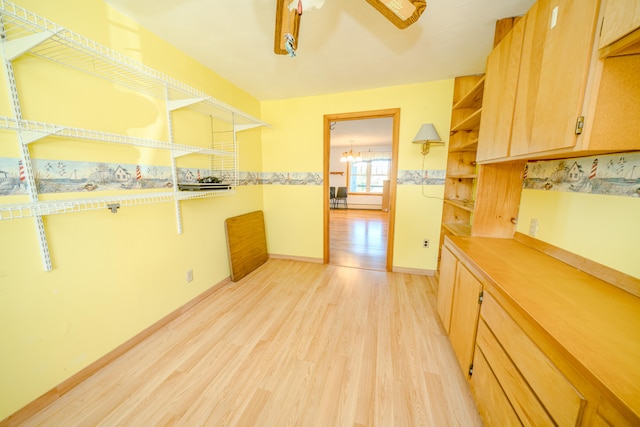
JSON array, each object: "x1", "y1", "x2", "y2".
[{"x1": 412, "y1": 123, "x2": 444, "y2": 155}]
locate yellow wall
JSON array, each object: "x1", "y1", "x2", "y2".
[
  {"x1": 517, "y1": 190, "x2": 640, "y2": 278},
  {"x1": 2, "y1": 1, "x2": 636, "y2": 422},
  {"x1": 261, "y1": 81, "x2": 454, "y2": 268},
  {"x1": 0, "y1": 0, "x2": 263, "y2": 419}
]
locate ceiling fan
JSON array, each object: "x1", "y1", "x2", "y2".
[{"x1": 274, "y1": 0, "x2": 427, "y2": 56}]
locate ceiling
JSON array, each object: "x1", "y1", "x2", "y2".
[
  {"x1": 330, "y1": 117, "x2": 393, "y2": 148},
  {"x1": 103, "y1": 0, "x2": 534, "y2": 102}
]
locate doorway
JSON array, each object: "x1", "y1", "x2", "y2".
[{"x1": 323, "y1": 108, "x2": 400, "y2": 271}]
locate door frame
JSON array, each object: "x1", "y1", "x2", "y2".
[{"x1": 323, "y1": 108, "x2": 400, "y2": 271}]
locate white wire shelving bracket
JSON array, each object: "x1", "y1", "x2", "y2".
[{"x1": 0, "y1": 0, "x2": 268, "y2": 270}]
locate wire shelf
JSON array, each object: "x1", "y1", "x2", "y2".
[
  {"x1": 0, "y1": 115, "x2": 233, "y2": 157},
  {"x1": 0, "y1": 0, "x2": 268, "y2": 128},
  {"x1": 0, "y1": 188, "x2": 236, "y2": 221},
  {"x1": 0, "y1": 1, "x2": 263, "y2": 269}
]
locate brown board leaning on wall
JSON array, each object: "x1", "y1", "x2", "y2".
[{"x1": 224, "y1": 210, "x2": 269, "y2": 282}]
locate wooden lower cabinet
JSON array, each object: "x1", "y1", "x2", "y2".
[
  {"x1": 470, "y1": 348, "x2": 521, "y2": 427},
  {"x1": 595, "y1": 398, "x2": 638, "y2": 427},
  {"x1": 436, "y1": 244, "x2": 483, "y2": 377},
  {"x1": 475, "y1": 319, "x2": 553, "y2": 426},
  {"x1": 440, "y1": 236, "x2": 640, "y2": 426},
  {"x1": 476, "y1": 292, "x2": 585, "y2": 427},
  {"x1": 448, "y1": 263, "x2": 482, "y2": 376},
  {"x1": 436, "y1": 245, "x2": 457, "y2": 333}
]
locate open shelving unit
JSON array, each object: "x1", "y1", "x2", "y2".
[
  {"x1": 440, "y1": 75, "x2": 484, "y2": 247},
  {"x1": 0, "y1": 0, "x2": 268, "y2": 270},
  {"x1": 437, "y1": 18, "x2": 530, "y2": 273}
]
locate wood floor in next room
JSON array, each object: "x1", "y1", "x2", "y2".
[
  {"x1": 330, "y1": 208, "x2": 388, "y2": 271},
  {"x1": 16, "y1": 260, "x2": 481, "y2": 426}
]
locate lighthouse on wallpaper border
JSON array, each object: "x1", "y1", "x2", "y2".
[{"x1": 523, "y1": 152, "x2": 640, "y2": 197}]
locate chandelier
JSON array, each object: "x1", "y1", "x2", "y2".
[{"x1": 340, "y1": 141, "x2": 362, "y2": 162}]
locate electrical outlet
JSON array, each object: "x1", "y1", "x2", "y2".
[
  {"x1": 186, "y1": 269, "x2": 194, "y2": 283},
  {"x1": 529, "y1": 219, "x2": 539, "y2": 237},
  {"x1": 423, "y1": 239, "x2": 430, "y2": 248}
]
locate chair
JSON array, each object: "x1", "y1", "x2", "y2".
[
  {"x1": 335, "y1": 186, "x2": 348, "y2": 209},
  {"x1": 329, "y1": 186, "x2": 336, "y2": 209}
]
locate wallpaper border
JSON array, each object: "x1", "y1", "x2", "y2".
[{"x1": 0, "y1": 156, "x2": 447, "y2": 196}]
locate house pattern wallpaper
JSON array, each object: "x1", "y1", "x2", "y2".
[
  {"x1": 523, "y1": 152, "x2": 640, "y2": 197},
  {"x1": 0, "y1": 157, "x2": 446, "y2": 196},
  {"x1": 1, "y1": 151, "x2": 638, "y2": 197}
]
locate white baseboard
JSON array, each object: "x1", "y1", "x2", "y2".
[{"x1": 347, "y1": 204, "x2": 382, "y2": 210}]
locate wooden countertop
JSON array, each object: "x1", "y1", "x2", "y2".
[{"x1": 445, "y1": 235, "x2": 640, "y2": 420}]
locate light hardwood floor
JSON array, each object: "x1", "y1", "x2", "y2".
[
  {"x1": 330, "y1": 209, "x2": 388, "y2": 271},
  {"x1": 13, "y1": 260, "x2": 481, "y2": 426}
]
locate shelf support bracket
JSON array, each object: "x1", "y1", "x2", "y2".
[
  {"x1": 21, "y1": 126, "x2": 65, "y2": 145},
  {"x1": 107, "y1": 203, "x2": 120, "y2": 213},
  {"x1": 165, "y1": 85, "x2": 183, "y2": 234},
  {"x1": 171, "y1": 147, "x2": 207, "y2": 159},
  {"x1": 167, "y1": 98, "x2": 204, "y2": 112},
  {"x1": 234, "y1": 123, "x2": 263, "y2": 132},
  {"x1": 2, "y1": 30, "x2": 58, "y2": 61}
]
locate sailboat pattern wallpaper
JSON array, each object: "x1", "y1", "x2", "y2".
[{"x1": 523, "y1": 152, "x2": 640, "y2": 197}]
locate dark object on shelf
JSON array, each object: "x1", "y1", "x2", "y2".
[
  {"x1": 178, "y1": 182, "x2": 231, "y2": 191},
  {"x1": 198, "y1": 176, "x2": 222, "y2": 183}
]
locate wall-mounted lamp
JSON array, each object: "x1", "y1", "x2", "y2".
[{"x1": 412, "y1": 123, "x2": 444, "y2": 155}]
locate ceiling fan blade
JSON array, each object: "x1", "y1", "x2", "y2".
[
  {"x1": 274, "y1": 0, "x2": 300, "y2": 55},
  {"x1": 364, "y1": 0, "x2": 427, "y2": 29}
]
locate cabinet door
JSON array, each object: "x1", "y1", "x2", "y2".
[
  {"x1": 476, "y1": 319, "x2": 554, "y2": 426},
  {"x1": 599, "y1": 0, "x2": 640, "y2": 48},
  {"x1": 477, "y1": 17, "x2": 525, "y2": 161},
  {"x1": 448, "y1": 263, "x2": 482, "y2": 376},
  {"x1": 595, "y1": 397, "x2": 640, "y2": 426},
  {"x1": 470, "y1": 349, "x2": 522, "y2": 427},
  {"x1": 481, "y1": 292, "x2": 585, "y2": 427},
  {"x1": 437, "y1": 246, "x2": 457, "y2": 333},
  {"x1": 511, "y1": 0, "x2": 600, "y2": 156}
]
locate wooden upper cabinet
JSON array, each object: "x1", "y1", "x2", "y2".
[
  {"x1": 477, "y1": 17, "x2": 525, "y2": 162},
  {"x1": 511, "y1": 0, "x2": 601, "y2": 156},
  {"x1": 599, "y1": 0, "x2": 640, "y2": 54},
  {"x1": 476, "y1": 0, "x2": 640, "y2": 163}
]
